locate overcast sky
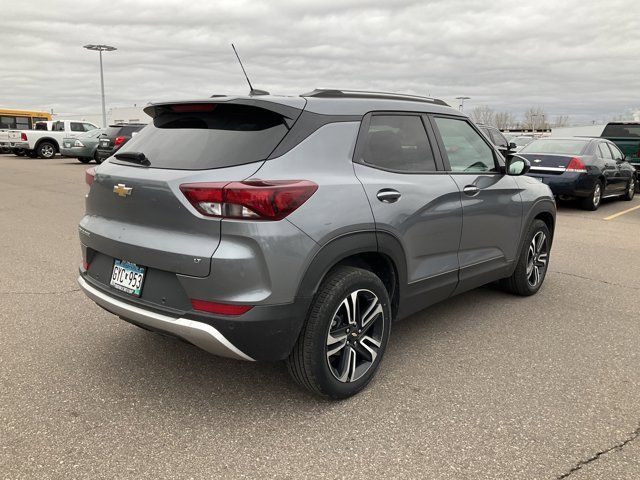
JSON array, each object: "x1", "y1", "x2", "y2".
[{"x1": 2, "y1": 0, "x2": 639, "y2": 124}]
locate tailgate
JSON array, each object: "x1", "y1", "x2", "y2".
[{"x1": 80, "y1": 161, "x2": 261, "y2": 277}]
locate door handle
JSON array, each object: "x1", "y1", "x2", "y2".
[
  {"x1": 463, "y1": 185, "x2": 480, "y2": 197},
  {"x1": 376, "y1": 189, "x2": 401, "y2": 203}
]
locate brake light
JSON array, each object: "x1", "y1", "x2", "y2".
[
  {"x1": 85, "y1": 167, "x2": 96, "y2": 186},
  {"x1": 171, "y1": 103, "x2": 217, "y2": 113},
  {"x1": 180, "y1": 180, "x2": 318, "y2": 220},
  {"x1": 191, "y1": 299, "x2": 253, "y2": 316},
  {"x1": 566, "y1": 157, "x2": 587, "y2": 173},
  {"x1": 21, "y1": 132, "x2": 27, "y2": 141},
  {"x1": 114, "y1": 136, "x2": 126, "y2": 148}
]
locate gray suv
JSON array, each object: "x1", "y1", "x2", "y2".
[{"x1": 78, "y1": 89, "x2": 556, "y2": 399}]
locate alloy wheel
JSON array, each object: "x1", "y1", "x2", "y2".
[
  {"x1": 593, "y1": 184, "x2": 601, "y2": 207},
  {"x1": 41, "y1": 144, "x2": 54, "y2": 158},
  {"x1": 526, "y1": 231, "x2": 548, "y2": 288},
  {"x1": 629, "y1": 179, "x2": 635, "y2": 197},
  {"x1": 326, "y1": 289, "x2": 384, "y2": 383}
]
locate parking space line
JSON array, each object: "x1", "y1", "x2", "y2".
[{"x1": 603, "y1": 204, "x2": 640, "y2": 220}]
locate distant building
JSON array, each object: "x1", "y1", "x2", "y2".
[{"x1": 53, "y1": 106, "x2": 149, "y2": 126}]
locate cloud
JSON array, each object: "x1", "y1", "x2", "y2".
[{"x1": 1, "y1": 0, "x2": 639, "y2": 124}]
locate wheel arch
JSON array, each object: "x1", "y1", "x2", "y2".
[
  {"x1": 296, "y1": 231, "x2": 406, "y2": 319},
  {"x1": 35, "y1": 137, "x2": 60, "y2": 152}
]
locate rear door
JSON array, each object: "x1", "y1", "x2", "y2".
[
  {"x1": 597, "y1": 141, "x2": 624, "y2": 193},
  {"x1": 430, "y1": 115, "x2": 522, "y2": 294},
  {"x1": 353, "y1": 113, "x2": 462, "y2": 310}
]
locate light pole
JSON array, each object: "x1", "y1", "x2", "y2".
[
  {"x1": 83, "y1": 44, "x2": 117, "y2": 127},
  {"x1": 455, "y1": 96, "x2": 471, "y2": 112}
]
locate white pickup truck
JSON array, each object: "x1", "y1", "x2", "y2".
[{"x1": 10, "y1": 119, "x2": 99, "y2": 158}]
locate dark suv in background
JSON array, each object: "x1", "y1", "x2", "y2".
[
  {"x1": 95, "y1": 123, "x2": 146, "y2": 163},
  {"x1": 78, "y1": 89, "x2": 556, "y2": 399}
]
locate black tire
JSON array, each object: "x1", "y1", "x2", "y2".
[
  {"x1": 94, "y1": 154, "x2": 104, "y2": 165},
  {"x1": 14, "y1": 149, "x2": 25, "y2": 157},
  {"x1": 621, "y1": 177, "x2": 636, "y2": 201},
  {"x1": 37, "y1": 141, "x2": 56, "y2": 159},
  {"x1": 77, "y1": 157, "x2": 92, "y2": 164},
  {"x1": 286, "y1": 266, "x2": 391, "y2": 399},
  {"x1": 579, "y1": 180, "x2": 603, "y2": 211},
  {"x1": 500, "y1": 219, "x2": 551, "y2": 296},
  {"x1": 26, "y1": 150, "x2": 38, "y2": 158}
]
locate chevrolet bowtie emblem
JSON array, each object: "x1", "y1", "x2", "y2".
[{"x1": 113, "y1": 183, "x2": 132, "y2": 197}]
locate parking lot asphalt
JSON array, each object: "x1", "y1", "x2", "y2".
[{"x1": 1, "y1": 153, "x2": 639, "y2": 480}]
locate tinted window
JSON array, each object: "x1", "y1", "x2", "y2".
[
  {"x1": 602, "y1": 124, "x2": 640, "y2": 137},
  {"x1": 433, "y1": 117, "x2": 496, "y2": 172},
  {"x1": 70, "y1": 122, "x2": 84, "y2": 132},
  {"x1": 52, "y1": 121, "x2": 65, "y2": 132},
  {"x1": 598, "y1": 143, "x2": 613, "y2": 159},
  {"x1": 118, "y1": 125, "x2": 145, "y2": 137},
  {"x1": 361, "y1": 115, "x2": 436, "y2": 172},
  {"x1": 115, "y1": 104, "x2": 289, "y2": 170},
  {"x1": 104, "y1": 126, "x2": 121, "y2": 138},
  {"x1": 520, "y1": 139, "x2": 588, "y2": 155}
]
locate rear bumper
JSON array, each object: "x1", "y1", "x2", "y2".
[
  {"x1": 78, "y1": 273, "x2": 311, "y2": 361},
  {"x1": 527, "y1": 172, "x2": 594, "y2": 198},
  {"x1": 79, "y1": 275, "x2": 255, "y2": 361},
  {"x1": 12, "y1": 142, "x2": 29, "y2": 149},
  {"x1": 96, "y1": 148, "x2": 114, "y2": 160}
]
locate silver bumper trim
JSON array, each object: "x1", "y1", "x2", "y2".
[{"x1": 78, "y1": 276, "x2": 254, "y2": 361}]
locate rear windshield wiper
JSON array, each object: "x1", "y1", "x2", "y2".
[{"x1": 114, "y1": 151, "x2": 150, "y2": 166}]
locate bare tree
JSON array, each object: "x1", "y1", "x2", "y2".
[
  {"x1": 553, "y1": 115, "x2": 570, "y2": 128},
  {"x1": 523, "y1": 107, "x2": 548, "y2": 130},
  {"x1": 494, "y1": 111, "x2": 515, "y2": 130},
  {"x1": 470, "y1": 105, "x2": 495, "y2": 125}
]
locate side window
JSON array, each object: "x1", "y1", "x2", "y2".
[
  {"x1": 52, "y1": 121, "x2": 65, "y2": 132},
  {"x1": 70, "y1": 122, "x2": 84, "y2": 132},
  {"x1": 361, "y1": 115, "x2": 437, "y2": 172},
  {"x1": 490, "y1": 128, "x2": 508, "y2": 148},
  {"x1": 433, "y1": 117, "x2": 497, "y2": 172},
  {"x1": 83, "y1": 123, "x2": 97, "y2": 132},
  {"x1": 608, "y1": 143, "x2": 623, "y2": 160},
  {"x1": 16, "y1": 117, "x2": 30, "y2": 130},
  {"x1": 598, "y1": 143, "x2": 613, "y2": 159}
]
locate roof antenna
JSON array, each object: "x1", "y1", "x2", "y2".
[{"x1": 231, "y1": 44, "x2": 269, "y2": 96}]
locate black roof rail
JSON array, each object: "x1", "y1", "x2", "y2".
[{"x1": 301, "y1": 89, "x2": 449, "y2": 106}]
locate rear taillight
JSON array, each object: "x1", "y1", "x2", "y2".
[
  {"x1": 180, "y1": 180, "x2": 318, "y2": 220},
  {"x1": 82, "y1": 260, "x2": 90, "y2": 271},
  {"x1": 20, "y1": 132, "x2": 27, "y2": 141},
  {"x1": 191, "y1": 299, "x2": 253, "y2": 316},
  {"x1": 114, "y1": 136, "x2": 125, "y2": 148},
  {"x1": 85, "y1": 167, "x2": 96, "y2": 186},
  {"x1": 566, "y1": 157, "x2": 587, "y2": 173}
]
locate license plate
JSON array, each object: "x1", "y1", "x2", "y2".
[
  {"x1": 100, "y1": 140, "x2": 109, "y2": 146},
  {"x1": 110, "y1": 259, "x2": 146, "y2": 296}
]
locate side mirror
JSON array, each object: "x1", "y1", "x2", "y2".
[
  {"x1": 506, "y1": 155, "x2": 530, "y2": 176},
  {"x1": 509, "y1": 142, "x2": 517, "y2": 150}
]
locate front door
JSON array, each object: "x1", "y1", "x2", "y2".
[
  {"x1": 430, "y1": 115, "x2": 523, "y2": 294},
  {"x1": 353, "y1": 113, "x2": 463, "y2": 316}
]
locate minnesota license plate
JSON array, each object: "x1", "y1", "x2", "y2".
[{"x1": 110, "y1": 259, "x2": 146, "y2": 296}]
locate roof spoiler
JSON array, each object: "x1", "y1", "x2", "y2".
[{"x1": 143, "y1": 98, "x2": 304, "y2": 128}]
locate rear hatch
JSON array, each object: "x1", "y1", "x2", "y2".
[{"x1": 81, "y1": 98, "x2": 304, "y2": 279}]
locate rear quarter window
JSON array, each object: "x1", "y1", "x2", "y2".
[{"x1": 115, "y1": 104, "x2": 289, "y2": 170}]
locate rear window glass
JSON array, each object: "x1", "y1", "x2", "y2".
[
  {"x1": 602, "y1": 124, "x2": 640, "y2": 137},
  {"x1": 115, "y1": 104, "x2": 289, "y2": 170},
  {"x1": 104, "y1": 126, "x2": 121, "y2": 137},
  {"x1": 520, "y1": 139, "x2": 588, "y2": 155}
]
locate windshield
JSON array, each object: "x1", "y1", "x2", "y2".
[
  {"x1": 80, "y1": 129, "x2": 104, "y2": 139},
  {"x1": 520, "y1": 139, "x2": 589, "y2": 155}
]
